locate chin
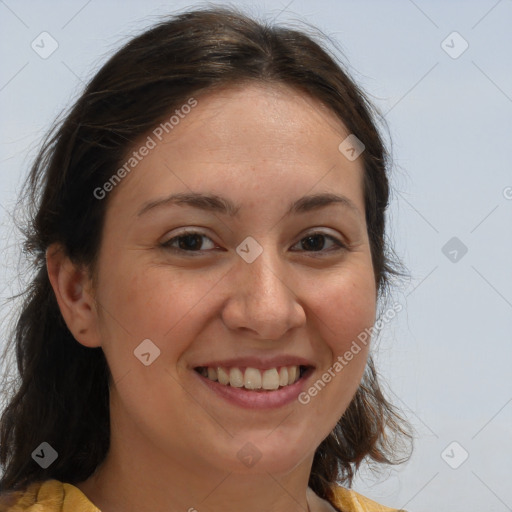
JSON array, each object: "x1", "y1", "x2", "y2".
[{"x1": 215, "y1": 431, "x2": 317, "y2": 476}]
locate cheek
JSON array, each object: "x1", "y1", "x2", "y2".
[
  {"x1": 301, "y1": 266, "x2": 376, "y2": 415},
  {"x1": 93, "y1": 259, "x2": 218, "y2": 377},
  {"x1": 313, "y1": 265, "x2": 377, "y2": 353}
]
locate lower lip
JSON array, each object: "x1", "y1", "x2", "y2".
[{"x1": 193, "y1": 369, "x2": 313, "y2": 409}]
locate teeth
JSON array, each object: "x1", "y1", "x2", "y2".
[
  {"x1": 279, "y1": 367, "x2": 288, "y2": 387},
  {"x1": 262, "y1": 368, "x2": 280, "y2": 390},
  {"x1": 198, "y1": 365, "x2": 303, "y2": 390},
  {"x1": 217, "y1": 367, "x2": 229, "y2": 385},
  {"x1": 229, "y1": 367, "x2": 244, "y2": 388},
  {"x1": 288, "y1": 365, "x2": 297, "y2": 383},
  {"x1": 244, "y1": 367, "x2": 262, "y2": 390}
]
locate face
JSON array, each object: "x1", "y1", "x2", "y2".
[{"x1": 87, "y1": 83, "x2": 377, "y2": 477}]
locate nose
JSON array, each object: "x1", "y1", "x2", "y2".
[{"x1": 220, "y1": 247, "x2": 306, "y2": 340}]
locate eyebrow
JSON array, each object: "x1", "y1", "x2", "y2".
[{"x1": 137, "y1": 191, "x2": 361, "y2": 218}]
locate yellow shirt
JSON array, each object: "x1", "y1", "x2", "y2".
[{"x1": 0, "y1": 478, "x2": 404, "y2": 512}]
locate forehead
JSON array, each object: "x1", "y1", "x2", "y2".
[
  {"x1": 167, "y1": 82, "x2": 351, "y2": 157},
  {"x1": 107, "y1": 82, "x2": 366, "y2": 218}
]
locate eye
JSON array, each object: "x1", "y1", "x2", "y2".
[
  {"x1": 290, "y1": 232, "x2": 346, "y2": 253},
  {"x1": 160, "y1": 231, "x2": 218, "y2": 253},
  {"x1": 160, "y1": 230, "x2": 346, "y2": 255}
]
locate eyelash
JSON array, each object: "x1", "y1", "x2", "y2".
[{"x1": 160, "y1": 230, "x2": 347, "y2": 255}]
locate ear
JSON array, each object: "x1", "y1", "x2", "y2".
[{"x1": 46, "y1": 243, "x2": 101, "y2": 348}]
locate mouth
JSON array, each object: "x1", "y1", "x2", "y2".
[{"x1": 193, "y1": 365, "x2": 313, "y2": 391}]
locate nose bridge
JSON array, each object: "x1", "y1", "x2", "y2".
[
  {"x1": 248, "y1": 252, "x2": 288, "y2": 302},
  {"x1": 242, "y1": 246, "x2": 292, "y2": 310},
  {"x1": 222, "y1": 242, "x2": 304, "y2": 339}
]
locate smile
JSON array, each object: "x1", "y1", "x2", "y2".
[{"x1": 194, "y1": 365, "x2": 308, "y2": 391}]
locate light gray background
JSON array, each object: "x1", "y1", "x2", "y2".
[{"x1": 1, "y1": 1, "x2": 511, "y2": 511}]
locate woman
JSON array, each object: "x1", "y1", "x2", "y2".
[{"x1": 0, "y1": 7, "x2": 411, "y2": 512}]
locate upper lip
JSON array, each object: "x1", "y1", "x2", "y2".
[{"x1": 192, "y1": 356, "x2": 315, "y2": 371}]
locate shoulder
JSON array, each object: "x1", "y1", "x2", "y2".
[
  {"x1": 0, "y1": 479, "x2": 100, "y2": 512},
  {"x1": 0, "y1": 479, "x2": 403, "y2": 512},
  {"x1": 330, "y1": 485, "x2": 406, "y2": 512}
]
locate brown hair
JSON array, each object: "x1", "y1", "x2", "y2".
[{"x1": 0, "y1": 6, "x2": 411, "y2": 506}]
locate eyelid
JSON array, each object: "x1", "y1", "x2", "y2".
[
  {"x1": 160, "y1": 227, "x2": 212, "y2": 243},
  {"x1": 160, "y1": 228, "x2": 219, "y2": 252},
  {"x1": 290, "y1": 231, "x2": 347, "y2": 252},
  {"x1": 295, "y1": 228, "x2": 348, "y2": 247},
  {"x1": 160, "y1": 228, "x2": 348, "y2": 254}
]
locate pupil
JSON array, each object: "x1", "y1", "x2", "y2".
[
  {"x1": 179, "y1": 234, "x2": 202, "y2": 250},
  {"x1": 303, "y1": 235, "x2": 324, "y2": 251}
]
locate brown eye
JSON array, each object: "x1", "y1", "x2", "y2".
[
  {"x1": 161, "y1": 231, "x2": 217, "y2": 252},
  {"x1": 161, "y1": 230, "x2": 345, "y2": 255},
  {"x1": 291, "y1": 233, "x2": 346, "y2": 253}
]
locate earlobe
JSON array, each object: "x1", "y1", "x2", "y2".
[{"x1": 46, "y1": 243, "x2": 101, "y2": 348}]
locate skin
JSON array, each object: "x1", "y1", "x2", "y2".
[{"x1": 47, "y1": 83, "x2": 377, "y2": 512}]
